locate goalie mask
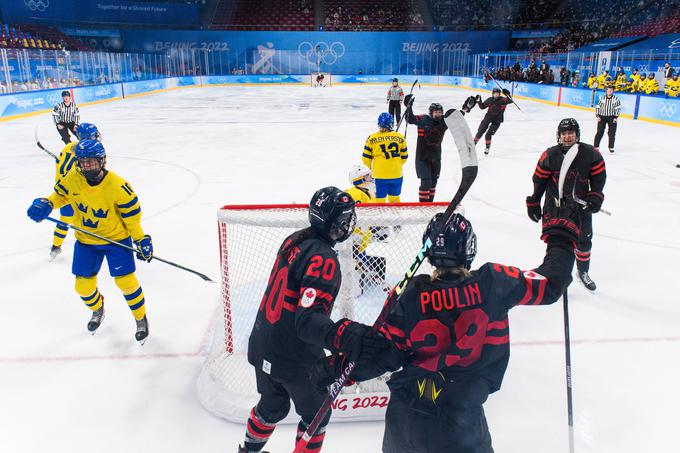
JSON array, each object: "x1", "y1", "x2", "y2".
[
  {"x1": 423, "y1": 213, "x2": 477, "y2": 269},
  {"x1": 309, "y1": 187, "x2": 357, "y2": 243},
  {"x1": 348, "y1": 164, "x2": 376, "y2": 198}
]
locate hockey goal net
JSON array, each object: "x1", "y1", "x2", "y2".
[
  {"x1": 311, "y1": 72, "x2": 331, "y2": 87},
  {"x1": 197, "y1": 202, "x2": 449, "y2": 423}
]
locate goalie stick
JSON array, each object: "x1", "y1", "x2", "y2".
[
  {"x1": 556, "y1": 144, "x2": 578, "y2": 453},
  {"x1": 35, "y1": 126, "x2": 58, "y2": 161},
  {"x1": 44, "y1": 217, "x2": 215, "y2": 282},
  {"x1": 293, "y1": 109, "x2": 478, "y2": 453}
]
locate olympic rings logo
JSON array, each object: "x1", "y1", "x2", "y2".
[
  {"x1": 540, "y1": 88, "x2": 549, "y2": 98},
  {"x1": 298, "y1": 41, "x2": 346, "y2": 65},
  {"x1": 47, "y1": 93, "x2": 60, "y2": 105},
  {"x1": 658, "y1": 102, "x2": 678, "y2": 118},
  {"x1": 24, "y1": 0, "x2": 49, "y2": 11},
  {"x1": 571, "y1": 92, "x2": 583, "y2": 102}
]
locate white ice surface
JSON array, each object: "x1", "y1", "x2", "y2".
[{"x1": 0, "y1": 84, "x2": 679, "y2": 453}]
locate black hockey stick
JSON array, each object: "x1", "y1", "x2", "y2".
[
  {"x1": 293, "y1": 110, "x2": 478, "y2": 453},
  {"x1": 44, "y1": 216, "x2": 215, "y2": 282},
  {"x1": 35, "y1": 126, "x2": 58, "y2": 161},
  {"x1": 395, "y1": 79, "x2": 418, "y2": 133},
  {"x1": 563, "y1": 289, "x2": 576, "y2": 453},
  {"x1": 483, "y1": 68, "x2": 523, "y2": 113}
]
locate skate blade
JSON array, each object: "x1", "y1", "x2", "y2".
[
  {"x1": 88, "y1": 313, "x2": 105, "y2": 335},
  {"x1": 137, "y1": 337, "x2": 147, "y2": 346}
]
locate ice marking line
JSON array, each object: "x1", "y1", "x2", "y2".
[
  {"x1": 2, "y1": 336, "x2": 679, "y2": 364},
  {"x1": 117, "y1": 156, "x2": 201, "y2": 219}
]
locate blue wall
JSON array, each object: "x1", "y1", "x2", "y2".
[
  {"x1": 122, "y1": 30, "x2": 510, "y2": 75},
  {"x1": 0, "y1": 0, "x2": 198, "y2": 26}
]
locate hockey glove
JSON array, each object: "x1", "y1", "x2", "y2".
[
  {"x1": 135, "y1": 235, "x2": 153, "y2": 262},
  {"x1": 462, "y1": 96, "x2": 477, "y2": 113},
  {"x1": 502, "y1": 88, "x2": 511, "y2": 96},
  {"x1": 525, "y1": 195, "x2": 542, "y2": 223},
  {"x1": 310, "y1": 354, "x2": 355, "y2": 391},
  {"x1": 27, "y1": 198, "x2": 53, "y2": 222},
  {"x1": 475, "y1": 94, "x2": 482, "y2": 104},
  {"x1": 326, "y1": 319, "x2": 391, "y2": 365},
  {"x1": 403, "y1": 94, "x2": 414, "y2": 107},
  {"x1": 582, "y1": 192, "x2": 604, "y2": 213},
  {"x1": 541, "y1": 200, "x2": 581, "y2": 244}
]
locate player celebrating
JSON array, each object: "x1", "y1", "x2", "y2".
[
  {"x1": 27, "y1": 140, "x2": 152, "y2": 343},
  {"x1": 404, "y1": 98, "x2": 447, "y2": 202},
  {"x1": 52, "y1": 90, "x2": 80, "y2": 144},
  {"x1": 474, "y1": 87, "x2": 514, "y2": 155},
  {"x1": 386, "y1": 78, "x2": 404, "y2": 123},
  {"x1": 49, "y1": 123, "x2": 102, "y2": 261},
  {"x1": 314, "y1": 203, "x2": 580, "y2": 452},
  {"x1": 240, "y1": 187, "x2": 390, "y2": 453},
  {"x1": 362, "y1": 113, "x2": 408, "y2": 203},
  {"x1": 526, "y1": 118, "x2": 607, "y2": 291}
]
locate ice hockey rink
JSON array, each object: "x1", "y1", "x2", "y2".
[{"x1": 1, "y1": 83, "x2": 678, "y2": 453}]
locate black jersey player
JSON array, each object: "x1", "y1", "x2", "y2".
[
  {"x1": 526, "y1": 118, "x2": 607, "y2": 291},
  {"x1": 474, "y1": 87, "x2": 514, "y2": 155},
  {"x1": 313, "y1": 200, "x2": 581, "y2": 452},
  {"x1": 239, "y1": 187, "x2": 391, "y2": 453},
  {"x1": 404, "y1": 98, "x2": 448, "y2": 202}
]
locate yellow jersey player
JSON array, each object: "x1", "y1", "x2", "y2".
[
  {"x1": 636, "y1": 73, "x2": 648, "y2": 93},
  {"x1": 361, "y1": 112, "x2": 408, "y2": 203},
  {"x1": 645, "y1": 73, "x2": 659, "y2": 95},
  {"x1": 345, "y1": 164, "x2": 375, "y2": 204},
  {"x1": 50, "y1": 123, "x2": 101, "y2": 261},
  {"x1": 664, "y1": 74, "x2": 679, "y2": 98},
  {"x1": 597, "y1": 70, "x2": 609, "y2": 89},
  {"x1": 27, "y1": 140, "x2": 152, "y2": 344}
]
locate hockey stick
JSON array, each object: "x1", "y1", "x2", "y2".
[
  {"x1": 35, "y1": 126, "x2": 58, "y2": 161},
  {"x1": 293, "y1": 110, "x2": 478, "y2": 453},
  {"x1": 44, "y1": 216, "x2": 215, "y2": 282},
  {"x1": 483, "y1": 68, "x2": 523, "y2": 113},
  {"x1": 395, "y1": 79, "x2": 418, "y2": 133},
  {"x1": 572, "y1": 188, "x2": 612, "y2": 216},
  {"x1": 563, "y1": 289, "x2": 576, "y2": 453}
]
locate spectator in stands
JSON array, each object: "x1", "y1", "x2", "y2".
[
  {"x1": 571, "y1": 70, "x2": 581, "y2": 87},
  {"x1": 663, "y1": 63, "x2": 675, "y2": 82},
  {"x1": 559, "y1": 66, "x2": 570, "y2": 86}
]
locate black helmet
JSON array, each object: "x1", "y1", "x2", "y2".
[
  {"x1": 556, "y1": 118, "x2": 580, "y2": 143},
  {"x1": 423, "y1": 213, "x2": 477, "y2": 269},
  {"x1": 392, "y1": 78, "x2": 398, "y2": 83},
  {"x1": 61, "y1": 90, "x2": 70, "y2": 97},
  {"x1": 309, "y1": 187, "x2": 356, "y2": 243},
  {"x1": 492, "y1": 87, "x2": 501, "y2": 94},
  {"x1": 428, "y1": 102, "x2": 444, "y2": 116}
]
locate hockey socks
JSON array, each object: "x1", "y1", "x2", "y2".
[
  {"x1": 296, "y1": 420, "x2": 327, "y2": 453},
  {"x1": 244, "y1": 407, "x2": 276, "y2": 452}
]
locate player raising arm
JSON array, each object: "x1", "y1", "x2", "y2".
[
  {"x1": 474, "y1": 87, "x2": 514, "y2": 155},
  {"x1": 27, "y1": 140, "x2": 152, "y2": 344},
  {"x1": 362, "y1": 113, "x2": 407, "y2": 203},
  {"x1": 314, "y1": 198, "x2": 581, "y2": 451}
]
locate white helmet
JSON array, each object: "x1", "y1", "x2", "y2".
[{"x1": 348, "y1": 164, "x2": 375, "y2": 198}]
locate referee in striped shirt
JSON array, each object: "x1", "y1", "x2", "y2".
[
  {"x1": 52, "y1": 90, "x2": 80, "y2": 144},
  {"x1": 594, "y1": 86, "x2": 621, "y2": 153}
]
